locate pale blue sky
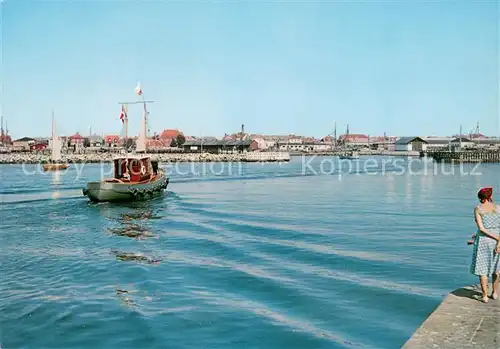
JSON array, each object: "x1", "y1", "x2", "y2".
[{"x1": 2, "y1": 0, "x2": 499, "y2": 139}]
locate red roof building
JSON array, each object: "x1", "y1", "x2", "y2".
[
  {"x1": 70, "y1": 133, "x2": 85, "y2": 145},
  {"x1": 146, "y1": 139, "x2": 172, "y2": 149},
  {"x1": 339, "y1": 134, "x2": 369, "y2": 146},
  {"x1": 160, "y1": 129, "x2": 183, "y2": 139},
  {"x1": 104, "y1": 135, "x2": 121, "y2": 146}
]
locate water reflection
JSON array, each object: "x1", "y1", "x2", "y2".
[
  {"x1": 120, "y1": 211, "x2": 161, "y2": 221},
  {"x1": 51, "y1": 172, "x2": 62, "y2": 199},
  {"x1": 385, "y1": 174, "x2": 395, "y2": 203},
  {"x1": 51, "y1": 171, "x2": 61, "y2": 185},
  {"x1": 419, "y1": 171, "x2": 434, "y2": 201},
  {"x1": 108, "y1": 224, "x2": 156, "y2": 240},
  {"x1": 110, "y1": 249, "x2": 161, "y2": 264},
  {"x1": 115, "y1": 287, "x2": 137, "y2": 308},
  {"x1": 97, "y1": 198, "x2": 169, "y2": 309},
  {"x1": 404, "y1": 173, "x2": 413, "y2": 206}
]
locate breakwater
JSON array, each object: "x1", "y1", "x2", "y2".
[{"x1": 0, "y1": 152, "x2": 290, "y2": 164}]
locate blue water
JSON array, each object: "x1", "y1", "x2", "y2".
[{"x1": 1, "y1": 156, "x2": 499, "y2": 348}]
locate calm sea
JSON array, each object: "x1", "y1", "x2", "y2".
[{"x1": 1, "y1": 156, "x2": 498, "y2": 349}]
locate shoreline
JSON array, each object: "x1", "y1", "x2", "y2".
[{"x1": 0, "y1": 152, "x2": 292, "y2": 164}]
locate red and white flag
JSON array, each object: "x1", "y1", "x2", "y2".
[
  {"x1": 135, "y1": 82, "x2": 142, "y2": 96},
  {"x1": 119, "y1": 105, "x2": 126, "y2": 123}
]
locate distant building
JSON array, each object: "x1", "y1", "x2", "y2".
[
  {"x1": 394, "y1": 137, "x2": 428, "y2": 152},
  {"x1": 453, "y1": 133, "x2": 487, "y2": 140},
  {"x1": 339, "y1": 134, "x2": 370, "y2": 148},
  {"x1": 88, "y1": 134, "x2": 104, "y2": 147},
  {"x1": 250, "y1": 137, "x2": 277, "y2": 150},
  {"x1": 277, "y1": 140, "x2": 304, "y2": 152},
  {"x1": 369, "y1": 136, "x2": 397, "y2": 151},
  {"x1": 473, "y1": 138, "x2": 500, "y2": 149},
  {"x1": 104, "y1": 135, "x2": 121, "y2": 147},
  {"x1": 12, "y1": 137, "x2": 36, "y2": 151},
  {"x1": 146, "y1": 138, "x2": 171, "y2": 150},
  {"x1": 183, "y1": 139, "x2": 252, "y2": 153},
  {"x1": 309, "y1": 142, "x2": 331, "y2": 152},
  {"x1": 160, "y1": 129, "x2": 183, "y2": 140},
  {"x1": 423, "y1": 137, "x2": 452, "y2": 150},
  {"x1": 450, "y1": 137, "x2": 475, "y2": 150},
  {"x1": 70, "y1": 133, "x2": 85, "y2": 152}
]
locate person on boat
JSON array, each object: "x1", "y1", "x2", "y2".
[
  {"x1": 470, "y1": 187, "x2": 500, "y2": 303},
  {"x1": 151, "y1": 160, "x2": 158, "y2": 175}
]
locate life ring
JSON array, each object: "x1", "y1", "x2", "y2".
[{"x1": 140, "y1": 165, "x2": 146, "y2": 175}]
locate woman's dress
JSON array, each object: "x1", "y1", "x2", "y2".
[{"x1": 470, "y1": 204, "x2": 500, "y2": 276}]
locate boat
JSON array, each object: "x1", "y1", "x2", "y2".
[
  {"x1": 82, "y1": 155, "x2": 169, "y2": 202},
  {"x1": 339, "y1": 150, "x2": 360, "y2": 160},
  {"x1": 82, "y1": 87, "x2": 169, "y2": 202},
  {"x1": 43, "y1": 111, "x2": 69, "y2": 172}
]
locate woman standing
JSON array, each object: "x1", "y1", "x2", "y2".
[{"x1": 470, "y1": 187, "x2": 500, "y2": 303}]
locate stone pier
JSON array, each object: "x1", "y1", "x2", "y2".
[{"x1": 402, "y1": 284, "x2": 499, "y2": 348}]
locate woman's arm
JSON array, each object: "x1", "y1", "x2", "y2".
[{"x1": 475, "y1": 207, "x2": 500, "y2": 241}]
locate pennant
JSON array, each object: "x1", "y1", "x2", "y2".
[{"x1": 135, "y1": 82, "x2": 142, "y2": 96}]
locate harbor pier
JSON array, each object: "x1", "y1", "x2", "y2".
[
  {"x1": 427, "y1": 150, "x2": 500, "y2": 163},
  {"x1": 402, "y1": 284, "x2": 499, "y2": 348}
]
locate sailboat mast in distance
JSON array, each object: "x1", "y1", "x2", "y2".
[
  {"x1": 42, "y1": 111, "x2": 68, "y2": 171},
  {"x1": 51, "y1": 111, "x2": 62, "y2": 162}
]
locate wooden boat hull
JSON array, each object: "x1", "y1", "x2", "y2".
[
  {"x1": 83, "y1": 172, "x2": 169, "y2": 203},
  {"x1": 43, "y1": 163, "x2": 69, "y2": 171}
]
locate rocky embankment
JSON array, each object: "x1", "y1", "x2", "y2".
[{"x1": 0, "y1": 152, "x2": 291, "y2": 164}]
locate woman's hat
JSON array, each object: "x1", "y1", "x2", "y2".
[{"x1": 478, "y1": 187, "x2": 493, "y2": 200}]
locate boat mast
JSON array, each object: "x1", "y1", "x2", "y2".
[
  {"x1": 125, "y1": 104, "x2": 128, "y2": 158},
  {"x1": 139, "y1": 91, "x2": 148, "y2": 153},
  {"x1": 141, "y1": 92, "x2": 149, "y2": 140},
  {"x1": 118, "y1": 100, "x2": 154, "y2": 155}
]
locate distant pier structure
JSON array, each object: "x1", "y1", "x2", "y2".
[{"x1": 426, "y1": 150, "x2": 500, "y2": 163}]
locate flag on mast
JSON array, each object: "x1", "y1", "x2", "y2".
[
  {"x1": 119, "y1": 105, "x2": 127, "y2": 123},
  {"x1": 135, "y1": 82, "x2": 142, "y2": 96}
]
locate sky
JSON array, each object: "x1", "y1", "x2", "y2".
[{"x1": 2, "y1": 0, "x2": 499, "y2": 139}]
